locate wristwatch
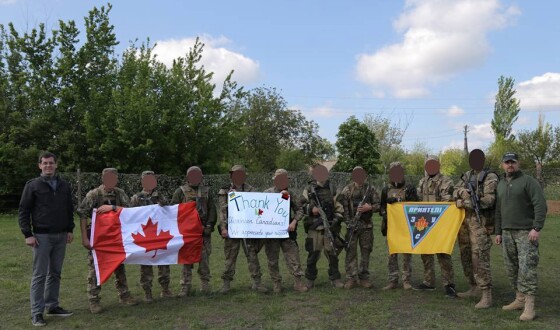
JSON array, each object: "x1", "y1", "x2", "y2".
[{"x1": 533, "y1": 227, "x2": 541, "y2": 232}]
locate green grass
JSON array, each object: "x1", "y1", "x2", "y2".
[{"x1": 1, "y1": 213, "x2": 559, "y2": 329}]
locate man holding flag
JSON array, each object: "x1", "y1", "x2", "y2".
[{"x1": 78, "y1": 168, "x2": 137, "y2": 314}]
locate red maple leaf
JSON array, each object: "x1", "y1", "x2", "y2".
[
  {"x1": 132, "y1": 218, "x2": 173, "y2": 258},
  {"x1": 414, "y1": 217, "x2": 429, "y2": 232},
  {"x1": 258, "y1": 208, "x2": 263, "y2": 215}
]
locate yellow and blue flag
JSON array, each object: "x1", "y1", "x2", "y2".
[{"x1": 387, "y1": 202, "x2": 464, "y2": 254}]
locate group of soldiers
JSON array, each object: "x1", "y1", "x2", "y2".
[{"x1": 75, "y1": 149, "x2": 542, "y2": 321}]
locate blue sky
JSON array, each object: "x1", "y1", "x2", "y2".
[{"x1": 1, "y1": 0, "x2": 559, "y2": 153}]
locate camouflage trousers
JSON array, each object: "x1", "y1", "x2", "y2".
[
  {"x1": 386, "y1": 237, "x2": 411, "y2": 283},
  {"x1": 457, "y1": 220, "x2": 476, "y2": 286},
  {"x1": 458, "y1": 215, "x2": 492, "y2": 290},
  {"x1": 182, "y1": 236, "x2": 212, "y2": 287},
  {"x1": 345, "y1": 227, "x2": 373, "y2": 280},
  {"x1": 501, "y1": 229, "x2": 539, "y2": 296},
  {"x1": 304, "y1": 229, "x2": 341, "y2": 281},
  {"x1": 420, "y1": 253, "x2": 454, "y2": 287},
  {"x1": 221, "y1": 237, "x2": 263, "y2": 282},
  {"x1": 140, "y1": 265, "x2": 170, "y2": 293},
  {"x1": 265, "y1": 238, "x2": 304, "y2": 283},
  {"x1": 87, "y1": 252, "x2": 131, "y2": 303}
]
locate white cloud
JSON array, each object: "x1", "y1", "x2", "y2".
[
  {"x1": 467, "y1": 122, "x2": 494, "y2": 149},
  {"x1": 356, "y1": 0, "x2": 519, "y2": 98},
  {"x1": 516, "y1": 72, "x2": 560, "y2": 110},
  {"x1": 153, "y1": 35, "x2": 261, "y2": 86},
  {"x1": 444, "y1": 105, "x2": 464, "y2": 117}
]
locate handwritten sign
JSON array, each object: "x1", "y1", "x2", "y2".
[{"x1": 227, "y1": 192, "x2": 290, "y2": 238}]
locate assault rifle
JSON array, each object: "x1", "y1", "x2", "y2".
[
  {"x1": 309, "y1": 186, "x2": 337, "y2": 253},
  {"x1": 345, "y1": 185, "x2": 371, "y2": 250},
  {"x1": 465, "y1": 181, "x2": 482, "y2": 223}
]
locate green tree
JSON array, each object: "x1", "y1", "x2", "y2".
[
  {"x1": 363, "y1": 113, "x2": 408, "y2": 173},
  {"x1": 518, "y1": 116, "x2": 560, "y2": 183},
  {"x1": 404, "y1": 142, "x2": 431, "y2": 176},
  {"x1": 491, "y1": 75, "x2": 520, "y2": 141},
  {"x1": 333, "y1": 116, "x2": 380, "y2": 174},
  {"x1": 439, "y1": 148, "x2": 468, "y2": 176}
]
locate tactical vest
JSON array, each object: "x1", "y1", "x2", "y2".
[
  {"x1": 419, "y1": 176, "x2": 442, "y2": 202},
  {"x1": 463, "y1": 169, "x2": 498, "y2": 227},
  {"x1": 133, "y1": 191, "x2": 161, "y2": 206},
  {"x1": 311, "y1": 182, "x2": 335, "y2": 222},
  {"x1": 94, "y1": 186, "x2": 126, "y2": 207},
  {"x1": 348, "y1": 183, "x2": 373, "y2": 222},
  {"x1": 387, "y1": 186, "x2": 406, "y2": 201},
  {"x1": 181, "y1": 185, "x2": 209, "y2": 223}
]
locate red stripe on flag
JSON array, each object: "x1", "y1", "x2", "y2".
[
  {"x1": 92, "y1": 209, "x2": 126, "y2": 285},
  {"x1": 177, "y1": 202, "x2": 203, "y2": 264}
]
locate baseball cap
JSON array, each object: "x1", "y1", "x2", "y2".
[
  {"x1": 502, "y1": 152, "x2": 518, "y2": 162},
  {"x1": 272, "y1": 168, "x2": 288, "y2": 179}
]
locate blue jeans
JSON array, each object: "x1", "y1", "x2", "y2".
[{"x1": 30, "y1": 233, "x2": 68, "y2": 316}]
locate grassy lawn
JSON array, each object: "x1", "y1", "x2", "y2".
[{"x1": 1, "y1": 213, "x2": 558, "y2": 329}]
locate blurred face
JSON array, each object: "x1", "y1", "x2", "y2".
[
  {"x1": 351, "y1": 167, "x2": 367, "y2": 185},
  {"x1": 469, "y1": 149, "x2": 485, "y2": 171},
  {"x1": 231, "y1": 170, "x2": 246, "y2": 186},
  {"x1": 39, "y1": 157, "x2": 57, "y2": 176},
  {"x1": 502, "y1": 160, "x2": 519, "y2": 175},
  {"x1": 389, "y1": 165, "x2": 404, "y2": 184},
  {"x1": 142, "y1": 174, "x2": 157, "y2": 191},
  {"x1": 274, "y1": 173, "x2": 289, "y2": 190},
  {"x1": 102, "y1": 172, "x2": 118, "y2": 190},
  {"x1": 312, "y1": 164, "x2": 329, "y2": 182},
  {"x1": 425, "y1": 159, "x2": 440, "y2": 176},
  {"x1": 187, "y1": 168, "x2": 203, "y2": 186}
]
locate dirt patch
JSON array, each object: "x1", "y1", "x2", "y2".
[{"x1": 547, "y1": 200, "x2": 560, "y2": 215}]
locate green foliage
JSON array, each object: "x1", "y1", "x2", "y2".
[
  {"x1": 518, "y1": 117, "x2": 560, "y2": 167},
  {"x1": 439, "y1": 148, "x2": 469, "y2": 176},
  {"x1": 491, "y1": 75, "x2": 520, "y2": 141},
  {"x1": 486, "y1": 136, "x2": 519, "y2": 170},
  {"x1": 333, "y1": 116, "x2": 380, "y2": 174},
  {"x1": 403, "y1": 142, "x2": 430, "y2": 176},
  {"x1": 363, "y1": 113, "x2": 407, "y2": 173}
]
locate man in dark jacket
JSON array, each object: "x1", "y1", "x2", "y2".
[{"x1": 18, "y1": 151, "x2": 75, "y2": 327}]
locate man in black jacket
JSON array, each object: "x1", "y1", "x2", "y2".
[{"x1": 18, "y1": 151, "x2": 75, "y2": 327}]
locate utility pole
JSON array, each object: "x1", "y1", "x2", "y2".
[{"x1": 463, "y1": 125, "x2": 469, "y2": 155}]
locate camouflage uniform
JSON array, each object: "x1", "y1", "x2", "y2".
[
  {"x1": 341, "y1": 182, "x2": 380, "y2": 285},
  {"x1": 417, "y1": 173, "x2": 455, "y2": 288},
  {"x1": 77, "y1": 185, "x2": 133, "y2": 305},
  {"x1": 171, "y1": 183, "x2": 216, "y2": 293},
  {"x1": 218, "y1": 182, "x2": 265, "y2": 287},
  {"x1": 453, "y1": 170, "x2": 498, "y2": 292},
  {"x1": 380, "y1": 182, "x2": 419, "y2": 286},
  {"x1": 130, "y1": 190, "x2": 171, "y2": 296},
  {"x1": 263, "y1": 186, "x2": 306, "y2": 290},
  {"x1": 301, "y1": 180, "x2": 344, "y2": 286}
]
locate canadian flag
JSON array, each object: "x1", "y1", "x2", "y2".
[{"x1": 91, "y1": 202, "x2": 203, "y2": 285}]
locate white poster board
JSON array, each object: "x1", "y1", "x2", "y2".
[{"x1": 227, "y1": 192, "x2": 290, "y2": 238}]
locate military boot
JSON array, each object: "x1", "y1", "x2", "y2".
[
  {"x1": 200, "y1": 280, "x2": 211, "y2": 294},
  {"x1": 474, "y1": 289, "x2": 492, "y2": 309},
  {"x1": 160, "y1": 287, "x2": 174, "y2": 298},
  {"x1": 343, "y1": 278, "x2": 358, "y2": 289},
  {"x1": 519, "y1": 295, "x2": 536, "y2": 321},
  {"x1": 306, "y1": 279, "x2": 314, "y2": 290},
  {"x1": 272, "y1": 281, "x2": 282, "y2": 293},
  {"x1": 119, "y1": 295, "x2": 138, "y2": 306},
  {"x1": 293, "y1": 276, "x2": 308, "y2": 293},
  {"x1": 89, "y1": 302, "x2": 102, "y2": 314},
  {"x1": 359, "y1": 278, "x2": 373, "y2": 289},
  {"x1": 403, "y1": 281, "x2": 412, "y2": 290},
  {"x1": 331, "y1": 279, "x2": 344, "y2": 288},
  {"x1": 382, "y1": 282, "x2": 398, "y2": 291},
  {"x1": 457, "y1": 285, "x2": 480, "y2": 298},
  {"x1": 502, "y1": 291, "x2": 525, "y2": 311},
  {"x1": 251, "y1": 279, "x2": 269, "y2": 293},
  {"x1": 220, "y1": 281, "x2": 231, "y2": 294},
  {"x1": 178, "y1": 284, "x2": 191, "y2": 297},
  {"x1": 144, "y1": 290, "x2": 153, "y2": 303}
]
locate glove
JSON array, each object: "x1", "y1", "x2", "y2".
[
  {"x1": 386, "y1": 197, "x2": 398, "y2": 204},
  {"x1": 463, "y1": 199, "x2": 473, "y2": 210},
  {"x1": 203, "y1": 227, "x2": 213, "y2": 237}
]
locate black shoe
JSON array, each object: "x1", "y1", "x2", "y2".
[
  {"x1": 445, "y1": 284, "x2": 458, "y2": 298},
  {"x1": 46, "y1": 306, "x2": 73, "y2": 317},
  {"x1": 412, "y1": 283, "x2": 436, "y2": 291},
  {"x1": 32, "y1": 314, "x2": 46, "y2": 327}
]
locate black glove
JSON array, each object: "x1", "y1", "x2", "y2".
[
  {"x1": 203, "y1": 227, "x2": 213, "y2": 237},
  {"x1": 386, "y1": 197, "x2": 398, "y2": 204}
]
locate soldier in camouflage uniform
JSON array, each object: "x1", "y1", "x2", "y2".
[
  {"x1": 301, "y1": 164, "x2": 345, "y2": 289},
  {"x1": 379, "y1": 162, "x2": 418, "y2": 290},
  {"x1": 130, "y1": 171, "x2": 172, "y2": 303},
  {"x1": 495, "y1": 152, "x2": 547, "y2": 321},
  {"x1": 412, "y1": 156, "x2": 457, "y2": 297},
  {"x1": 218, "y1": 165, "x2": 268, "y2": 293},
  {"x1": 171, "y1": 166, "x2": 216, "y2": 296},
  {"x1": 77, "y1": 168, "x2": 137, "y2": 314},
  {"x1": 454, "y1": 149, "x2": 498, "y2": 309},
  {"x1": 340, "y1": 166, "x2": 380, "y2": 289},
  {"x1": 263, "y1": 169, "x2": 308, "y2": 293}
]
